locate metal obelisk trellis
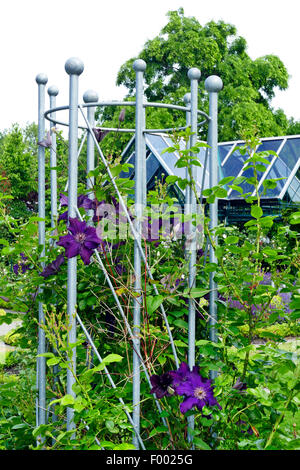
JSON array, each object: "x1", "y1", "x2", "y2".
[{"x1": 36, "y1": 55, "x2": 222, "y2": 449}]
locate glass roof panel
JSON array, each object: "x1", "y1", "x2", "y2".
[
  {"x1": 259, "y1": 157, "x2": 290, "y2": 198},
  {"x1": 287, "y1": 176, "x2": 300, "y2": 202},
  {"x1": 219, "y1": 144, "x2": 235, "y2": 165},
  {"x1": 146, "y1": 134, "x2": 185, "y2": 178},
  {"x1": 257, "y1": 139, "x2": 283, "y2": 153},
  {"x1": 278, "y1": 138, "x2": 300, "y2": 171},
  {"x1": 146, "y1": 152, "x2": 161, "y2": 184},
  {"x1": 221, "y1": 145, "x2": 246, "y2": 180},
  {"x1": 228, "y1": 139, "x2": 284, "y2": 199}
]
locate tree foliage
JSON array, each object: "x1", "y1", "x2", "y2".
[{"x1": 108, "y1": 8, "x2": 294, "y2": 142}]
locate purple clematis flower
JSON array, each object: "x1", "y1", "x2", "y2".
[
  {"x1": 38, "y1": 131, "x2": 52, "y2": 148},
  {"x1": 169, "y1": 362, "x2": 191, "y2": 388},
  {"x1": 13, "y1": 252, "x2": 30, "y2": 275},
  {"x1": 93, "y1": 128, "x2": 110, "y2": 143},
  {"x1": 58, "y1": 193, "x2": 95, "y2": 223},
  {"x1": 173, "y1": 364, "x2": 221, "y2": 414},
  {"x1": 150, "y1": 372, "x2": 174, "y2": 399},
  {"x1": 57, "y1": 218, "x2": 102, "y2": 265},
  {"x1": 40, "y1": 253, "x2": 65, "y2": 278},
  {"x1": 118, "y1": 108, "x2": 126, "y2": 123}
]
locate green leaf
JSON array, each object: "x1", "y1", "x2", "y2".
[
  {"x1": 61, "y1": 394, "x2": 75, "y2": 406},
  {"x1": 219, "y1": 176, "x2": 235, "y2": 186},
  {"x1": 215, "y1": 187, "x2": 228, "y2": 198},
  {"x1": 184, "y1": 288, "x2": 210, "y2": 298},
  {"x1": 146, "y1": 295, "x2": 164, "y2": 315},
  {"x1": 102, "y1": 353, "x2": 123, "y2": 364},
  {"x1": 193, "y1": 437, "x2": 211, "y2": 450},
  {"x1": 148, "y1": 425, "x2": 168, "y2": 438},
  {"x1": 47, "y1": 357, "x2": 60, "y2": 367},
  {"x1": 224, "y1": 235, "x2": 239, "y2": 245},
  {"x1": 173, "y1": 319, "x2": 188, "y2": 329},
  {"x1": 251, "y1": 205, "x2": 263, "y2": 219},
  {"x1": 166, "y1": 175, "x2": 178, "y2": 184}
]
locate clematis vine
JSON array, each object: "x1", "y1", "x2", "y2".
[
  {"x1": 57, "y1": 217, "x2": 102, "y2": 265},
  {"x1": 150, "y1": 362, "x2": 221, "y2": 415}
]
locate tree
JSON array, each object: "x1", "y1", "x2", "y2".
[
  {"x1": 0, "y1": 124, "x2": 38, "y2": 200},
  {"x1": 106, "y1": 8, "x2": 292, "y2": 143}
]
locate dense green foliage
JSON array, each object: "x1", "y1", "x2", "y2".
[
  {"x1": 0, "y1": 127, "x2": 299, "y2": 450},
  {"x1": 98, "y1": 7, "x2": 300, "y2": 157}
]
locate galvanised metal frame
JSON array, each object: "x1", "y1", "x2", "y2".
[{"x1": 36, "y1": 57, "x2": 222, "y2": 449}]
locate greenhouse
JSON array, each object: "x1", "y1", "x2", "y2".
[{"x1": 120, "y1": 133, "x2": 300, "y2": 223}]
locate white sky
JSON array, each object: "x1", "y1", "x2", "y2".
[{"x1": 1, "y1": 0, "x2": 300, "y2": 133}]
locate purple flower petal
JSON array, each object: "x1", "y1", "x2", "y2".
[{"x1": 180, "y1": 396, "x2": 199, "y2": 414}]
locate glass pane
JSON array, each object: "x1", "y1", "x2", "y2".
[
  {"x1": 257, "y1": 139, "x2": 283, "y2": 153},
  {"x1": 222, "y1": 145, "x2": 246, "y2": 180},
  {"x1": 278, "y1": 138, "x2": 300, "y2": 171},
  {"x1": 288, "y1": 176, "x2": 300, "y2": 202},
  {"x1": 229, "y1": 139, "x2": 284, "y2": 199},
  {"x1": 219, "y1": 144, "x2": 235, "y2": 165},
  {"x1": 146, "y1": 153, "x2": 161, "y2": 184},
  {"x1": 291, "y1": 189, "x2": 300, "y2": 202},
  {"x1": 147, "y1": 134, "x2": 185, "y2": 178},
  {"x1": 259, "y1": 157, "x2": 290, "y2": 198}
]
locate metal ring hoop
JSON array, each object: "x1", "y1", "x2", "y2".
[{"x1": 44, "y1": 100, "x2": 210, "y2": 133}]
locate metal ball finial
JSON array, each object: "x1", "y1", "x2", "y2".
[
  {"x1": 48, "y1": 85, "x2": 59, "y2": 97},
  {"x1": 183, "y1": 93, "x2": 191, "y2": 105},
  {"x1": 83, "y1": 89, "x2": 99, "y2": 103},
  {"x1": 65, "y1": 57, "x2": 84, "y2": 76},
  {"x1": 133, "y1": 59, "x2": 146, "y2": 72},
  {"x1": 205, "y1": 75, "x2": 223, "y2": 93},
  {"x1": 187, "y1": 68, "x2": 201, "y2": 81},
  {"x1": 36, "y1": 73, "x2": 48, "y2": 85}
]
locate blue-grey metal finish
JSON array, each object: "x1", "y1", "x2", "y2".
[
  {"x1": 65, "y1": 57, "x2": 84, "y2": 434},
  {"x1": 44, "y1": 101, "x2": 209, "y2": 133},
  {"x1": 48, "y1": 86, "x2": 59, "y2": 230},
  {"x1": 48, "y1": 86, "x2": 59, "y2": 427},
  {"x1": 205, "y1": 75, "x2": 223, "y2": 379},
  {"x1": 132, "y1": 58, "x2": 147, "y2": 449},
  {"x1": 83, "y1": 90, "x2": 98, "y2": 223},
  {"x1": 186, "y1": 67, "x2": 201, "y2": 443},
  {"x1": 36, "y1": 72, "x2": 48, "y2": 436},
  {"x1": 183, "y1": 93, "x2": 191, "y2": 205}
]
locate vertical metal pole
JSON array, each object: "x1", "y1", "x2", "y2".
[
  {"x1": 65, "y1": 57, "x2": 84, "y2": 434},
  {"x1": 205, "y1": 76, "x2": 223, "y2": 379},
  {"x1": 48, "y1": 86, "x2": 59, "y2": 427},
  {"x1": 187, "y1": 68, "x2": 201, "y2": 443},
  {"x1": 36, "y1": 73, "x2": 48, "y2": 437},
  {"x1": 83, "y1": 90, "x2": 98, "y2": 223},
  {"x1": 142, "y1": 99, "x2": 147, "y2": 207},
  {"x1": 183, "y1": 93, "x2": 191, "y2": 206},
  {"x1": 132, "y1": 58, "x2": 146, "y2": 450},
  {"x1": 48, "y1": 86, "x2": 59, "y2": 230}
]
